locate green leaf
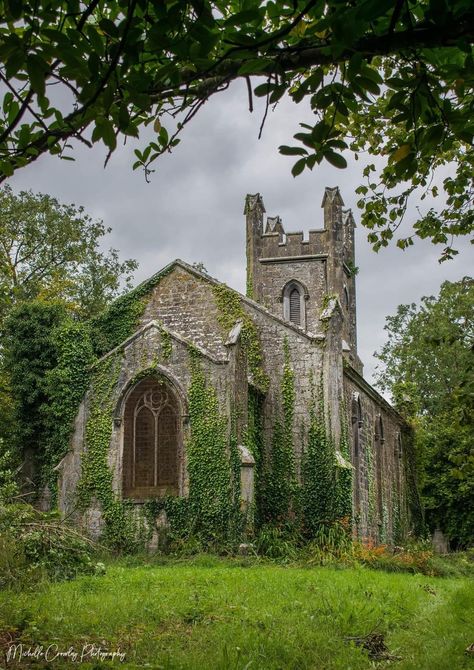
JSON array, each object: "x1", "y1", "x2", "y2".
[
  {"x1": 99, "y1": 18, "x2": 120, "y2": 38},
  {"x1": 291, "y1": 158, "x2": 306, "y2": 177},
  {"x1": 391, "y1": 144, "x2": 412, "y2": 163},
  {"x1": 100, "y1": 118, "x2": 117, "y2": 150},
  {"x1": 356, "y1": 76, "x2": 380, "y2": 96},
  {"x1": 6, "y1": 0, "x2": 22, "y2": 20},
  {"x1": 279, "y1": 145, "x2": 308, "y2": 156},
  {"x1": 323, "y1": 151, "x2": 347, "y2": 169},
  {"x1": 254, "y1": 83, "x2": 273, "y2": 97},
  {"x1": 26, "y1": 54, "x2": 48, "y2": 97},
  {"x1": 237, "y1": 59, "x2": 272, "y2": 76}
]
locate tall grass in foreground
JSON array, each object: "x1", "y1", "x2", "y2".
[{"x1": 1, "y1": 558, "x2": 473, "y2": 669}]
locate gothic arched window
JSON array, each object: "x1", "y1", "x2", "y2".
[
  {"x1": 282, "y1": 280, "x2": 306, "y2": 327},
  {"x1": 122, "y1": 377, "x2": 180, "y2": 499}
]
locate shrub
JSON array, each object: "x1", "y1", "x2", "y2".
[
  {"x1": 0, "y1": 503, "x2": 100, "y2": 589},
  {"x1": 255, "y1": 524, "x2": 301, "y2": 561}
]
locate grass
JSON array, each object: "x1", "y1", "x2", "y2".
[{"x1": 1, "y1": 555, "x2": 473, "y2": 669}]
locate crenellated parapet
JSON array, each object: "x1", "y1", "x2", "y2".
[{"x1": 259, "y1": 228, "x2": 327, "y2": 260}]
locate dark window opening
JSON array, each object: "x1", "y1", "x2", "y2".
[
  {"x1": 123, "y1": 377, "x2": 179, "y2": 498},
  {"x1": 289, "y1": 288, "x2": 301, "y2": 324}
]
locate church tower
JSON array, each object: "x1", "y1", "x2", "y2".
[{"x1": 245, "y1": 187, "x2": 362, "y2": 372}]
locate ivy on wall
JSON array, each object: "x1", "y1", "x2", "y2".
[
  {"x1": 247, "y1": 387, "x2": 264, "y2": 527},
  {"x1": 186, "y1": 348, "x2": 242, "y2": 545},
  {"x1": 159, "y1": 325, "x2": 172, "y2": 361},
  {"x1": 143, "y1": 350, "x2": 244, "y2": 550},
  {"x1": 75, "y1": 351, "x2": 142, "y2": 550},
  {"x1": 403, "y1": 429, "x2": 425, "y2": 537},
  {"x1": 90, "y1": 266, "x2": 173, "y2": 357},
  {"x1": 3, "y1": 301, "x2": 96, "y2": 501},
  {"x1": 334, "y1": 408, "x2": 353, "y2": 524},
  {"x1": 258, "y1": 339, "x2": 297, "y2": 525},
  {"x1": 365, "y1": 431, "x2": 377, "y2": 531},
  {"x1": 301, "y1": 378, "x2": 352, "y2": 537},
  {"x1": 44, "y1": 320, "x2": 94, "y2": 498},
  {"x1": 212, "y1": 284, "x2": 269, "y2": 392}
]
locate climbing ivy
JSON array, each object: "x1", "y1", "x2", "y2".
[
  {"x1": 43, "y1": 320, "x2": 94, "y2": 499},
  {"x1": 403, "y1": 429, "x2": 425, "y2": 537},
  {"x1": 259, "y1": 339, "x2": 296, "y2": 524},
  {"x1": 247, "y1": 387, "x2": 264, "y2": 527},
  {"x1": 3, "y1": 301, "x2": 97, "y2": 499},
  {"x1": 301, "y1": 377, "x2": 340, "y2": 536},
  {"x1": 185, "y1": 348, "x2": 243, "y2": 547},
  {"x1": 365, "y1": 433, "x2": 377, "y2": 531},
  {"x1": 159, "y1": 325, "x2": 172, "y2": 361},
  {"x1": 212, "y1": 284, "x2": 269, "y2": 392},
  {"x1": 77, "y1": 352, "x2": 144, "y2": 551},
  {"x1": 334, "y1": 403, "x2": 353, "y2": 524},
  {"x1": 90, "y1": 265, "x2": 174, "y2": 357}
]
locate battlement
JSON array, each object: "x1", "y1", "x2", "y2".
[
  {"x1": 246, "y1": 187, "x2": 354, "y2": 262},
  {"x1": 259, "y1": 227, "x2": 327, "y2": 260}
]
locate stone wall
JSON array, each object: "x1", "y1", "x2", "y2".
[
  {"x1": 58, "y1": 313, "x2": 233, "y2": 534},
  {"x1": 59, "y1": 257, "x2": 415, "y2": 545},
  {"x1": 343, "y1": 364, "x2": 409, "y2": 543},
  {"x1": 241, "y1": 298, "x2": 326, "y2": 476},
  {"x1": 141, "y1": 266, "x2": 228, "y2": 360}
]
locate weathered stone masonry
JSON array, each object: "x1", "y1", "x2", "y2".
[{"x1": 59, "y1": 187, "x2": 415, "y2": 544}]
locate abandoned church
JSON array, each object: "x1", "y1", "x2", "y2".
[{"x1": 57, "y1": 187, "x2": 419, "y2": 547}]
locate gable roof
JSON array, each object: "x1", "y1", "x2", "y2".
[
  {"x1": 124, "y1": 258, "x2": 326, "y2": 345},
  {"x1": 93, "y1": 319, "x2": 228, "y2": 367}
]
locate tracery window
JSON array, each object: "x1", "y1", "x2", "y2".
[{"x1": 122, "y1": 377, "x2": 179, "y2": 498}]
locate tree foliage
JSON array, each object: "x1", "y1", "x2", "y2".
[
  {"x1": 2, "y1": 301, "x2": 67, "y2": 481},
  {"x1": 375, "y1": 277, "x2": 474, "y2": 547},
  {"x1": 0, "y1": 184, "x2": 137, "y2": 320},
  {"x1": 0, "y1": 0, "x2": 472, "y2": 256}
]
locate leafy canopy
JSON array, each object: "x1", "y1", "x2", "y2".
[
  {"x1": 374, "y1": 277, "x2": 474, "y2": 546},
  {"x1": 0, "y1": 0, "x2": 473, "y2": 258},
  {"x1": 0, "y1": 184, "x2": 137, "y2": 319}
]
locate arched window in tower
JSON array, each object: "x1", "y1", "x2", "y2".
[
  {"x1": 122, "y1": 376, "x2": 180, "y2": 499},
  {"x1": 282, "y1": 280, "x2": 307, "y2": 328}
]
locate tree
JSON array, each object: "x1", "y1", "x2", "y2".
[
  {"x1": 374, "y1": 277, "x2": 474, "y2": 547},
  {"x1": 0, "y1": 184, "x2": 137, "y2": 320},
  {"x1": 0, "y1": 1, "x2": 472, "y2": 258}
]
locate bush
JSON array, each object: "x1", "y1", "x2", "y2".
[
  {"x1": 0, "y1": 503, "x2": 101, "y2": 589},
  {"x1": 254, "y1": 524, "x2": 301, "y2": 561},
  {"x1": 0, "y1": 438, "x2": 19, "y2": 504}
]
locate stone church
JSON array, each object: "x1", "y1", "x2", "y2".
[{"x1": 58, "y1": 187, "x2": 416, "y2": 544}]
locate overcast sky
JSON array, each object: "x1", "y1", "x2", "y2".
[{"x1": 9, "y1": 83, "x2": 472, "y2": 388}]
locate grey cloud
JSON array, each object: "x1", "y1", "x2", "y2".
[{"x1": 9, "y1": 85, "x2": 472, "y2": 388}]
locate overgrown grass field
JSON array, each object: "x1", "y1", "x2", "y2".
[{"x1": 1, "y1": 556, "x2": 473, "y2": 669}]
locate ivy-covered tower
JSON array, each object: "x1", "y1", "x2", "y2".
[{"x1": 245, "y1": 187, "x2": 362, "y2": 372}]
